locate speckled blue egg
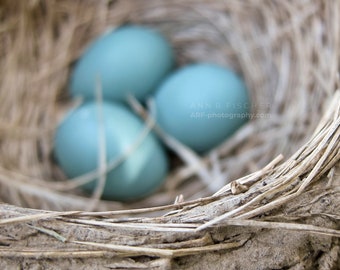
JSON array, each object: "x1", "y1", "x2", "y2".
[
  {"x1": 154, "y1": 63, "x2": 250, "y2": 153},
  {"x1": 54, "y1": 102, "x2": 168, "y2": 201},
  {"x1": 70, "y1": 25, "x2": 174, "y2": 102}
]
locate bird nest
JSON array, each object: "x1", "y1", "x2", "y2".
[{"x1": 0, "y1": 0, "x2": 339, "y2": 269}]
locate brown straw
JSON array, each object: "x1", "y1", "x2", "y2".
[{"x1": 0, "y1": 1, "x2": 339, "y2": 269}]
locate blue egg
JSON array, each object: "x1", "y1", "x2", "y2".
[
  {"x1": 70, "y1": 25, "x2": 174, "y2": 102},
  {"x1": 54, "y1": 102, "x2": 168, "y2": 201},
  {"x1": 154, "y1": 63, "x2": 250, "y2": 153}
]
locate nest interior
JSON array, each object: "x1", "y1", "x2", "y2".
[{"x1": 0, "y1": 0, "x2": 339, "y2": 269}]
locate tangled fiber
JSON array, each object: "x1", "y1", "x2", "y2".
[{"x1": 0, "y1": 0, "x2": 339, "y2": 269}]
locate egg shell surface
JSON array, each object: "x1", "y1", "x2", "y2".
[
  {"x1": 54, "y1": 102, "x2": 168, "y2": 201},
  {"x1": 70, "y1": 25, "x2": 174, "y2": 102},
  {"x1": 154, "y1": 63, "x2": 250, "y2": 152}
]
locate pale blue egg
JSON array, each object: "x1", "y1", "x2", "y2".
[
  {"x1": 54, "y1": 102, "x2": 168, "y2": 201},
  {"x1": 70, "y1": 25, "x2": 174, "y2": 102},
  {"x1": 154, "y1": 63, "x2": 250, "y2": 153}
]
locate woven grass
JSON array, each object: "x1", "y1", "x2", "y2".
[{"x1": 0, "y1": 0, "x2": 339, "y2": 269}]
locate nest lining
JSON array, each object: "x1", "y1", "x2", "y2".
[
  {"x1": 0, "y1": 0, "x2": 339, "y2": 212},
  {"x1": 0, "y1": 98, "x2": 339, "y2": 268},
  {"x1": 0, "y1": 0, "x2": 339, "y2": 268}
]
